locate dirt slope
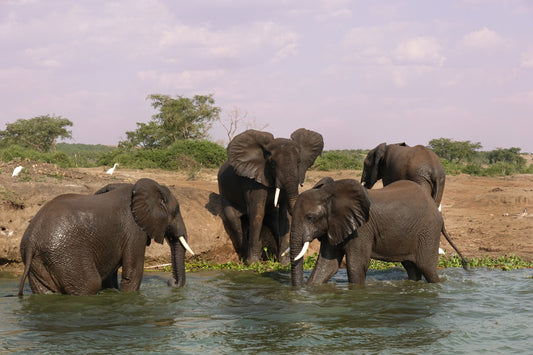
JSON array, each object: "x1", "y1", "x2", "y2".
[{"x1": 1, "y1": 162, "x2": 532, "y2": 273}]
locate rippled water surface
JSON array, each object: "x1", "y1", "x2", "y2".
[{"x1": 1, "y1": 267, "x2": 532, "y2": 354}]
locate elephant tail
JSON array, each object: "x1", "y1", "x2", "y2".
[
  {"x1": 441, "y1": 225, "x2": 469, "y2": 270},
  {"x1": 18, "y1": 250, "x2": 33, "y2": 296}
]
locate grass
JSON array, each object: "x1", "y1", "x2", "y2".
[{"x1": 153, "y1": 254, "x2": 533, "y2": 274}]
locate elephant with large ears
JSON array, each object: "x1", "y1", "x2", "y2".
[
  {"x1": 18, "y1": 178, "x2": 194, "y2": 296},
  {"x1": 218, "y1": 128, "x2": 324, "y2": 265},
  {"x1": 361, "y1": 142, "x2": 446, "y2": 207},
  {"x1": 290, "y1": 178, "x2": 467, "y2": 286}
]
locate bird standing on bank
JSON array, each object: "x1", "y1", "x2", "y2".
[
  {"x1": 12, "y1": 166, "x2": 23, "y2": 177},
  {"x1": 106, "y1": 163, "x2": 118, "y2": 175}
]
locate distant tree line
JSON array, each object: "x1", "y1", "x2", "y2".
[{"x1": 0, "y1": 95, "x2": 531, "y2": 177}]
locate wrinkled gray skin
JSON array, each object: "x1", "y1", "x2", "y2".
[
  {"x1": 218, "y1": 128, "x2": 324, "y2": 265},
  {"x1": 18, "y1": 178, "x2": 189, "y2": 295},
  {"x1": 290, "y1": 178, "x2": 467, "y2": 286},
  {"x1": 361, "y1": 143, "x2": 446, "y2": 206}
]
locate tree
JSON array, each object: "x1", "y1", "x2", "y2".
[
  {"x1": 487, "y1": 147, "x2": 526, "y2": 167},
  {"x1": 121, "y1": 94, "x2": 221, "y2": 149},
  {"x1": 428, "y1": 138, "x2": 482, "y2": 163},
  {"x1": 0, "y1": 115, "x2": 73, "y2": 152},
  {"x1": 217, "y1": 106, "x2": 269, "y2": 143}
]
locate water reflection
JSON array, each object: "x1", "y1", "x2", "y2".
[{"x1": 1, "y1": 268, "x2": 532, "y2": 354}]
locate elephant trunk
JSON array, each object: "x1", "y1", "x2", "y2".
[
  {"x1": 168, "y1": 236, "x2": 186, "y2": 287},
  {"x1": 290, "y1": 232, "x2": 306, "y2": 287}
]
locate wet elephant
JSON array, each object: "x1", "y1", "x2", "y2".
[
  {"x1": 361, "y1": 142, "x2": 446, "y2": 207},
  {"x1": 18, "y1": 178, "x2": 194, "y2": 295},
  {"x1": 218, "y1": 128, "x2": 324, "y2": 264},
  {"x1": 290, "y1": 178, "x2": 467, "y2": 286}
]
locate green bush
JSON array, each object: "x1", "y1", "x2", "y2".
[
  {"x1": 0, "y1": 145, "x2": 74, "y2": 168},
  {"x1": 97, "y1": 140, "x2": 226, "y2": 170},
  {"x1": 313, "y1": 150, "x2": 365, "y2": 171}
]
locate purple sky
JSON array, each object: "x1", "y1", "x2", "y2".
[{"x1": 2, "y1": 0, "x2": 533, "y2": 152}]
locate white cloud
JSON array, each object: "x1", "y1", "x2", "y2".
[
  {"x1": 159, "y1": 21, "x2": 299, "y2": 64},
  {"x1": 393, "y1": 36, "x2": 445, "y2": 66},
  {"x1": 138, "y1": 69, "x2": 226, "y2": 90},
  {"x1": 461, "y1": 26, "x2": 505, "y2": 49}
]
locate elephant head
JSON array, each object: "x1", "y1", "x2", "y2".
[
  {"x1": 290, "y1": 178, "x2": 370, "y2": 286},
  {"x1": 361, "y1": 142, "x2": 389, "y2": 189},
  {"x1": 131, "y1": 178, "x2": 193, "y2": 287},
  {"x1": 227, "y1": 128, "x2": 324, "y2": 213}
]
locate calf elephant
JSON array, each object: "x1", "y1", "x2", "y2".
[
  {"x1": 361, "y1": 142, "x2": 446, "y2": 206},
  {"x1": 218, "y1": 128, "x2": 324, "y2": 264},
  {"x1": 290, "y1": 178, "x2": 467, "y2": 286},
  {"x1": 18, "y1": 178, "x2": 194, "y2": 296}
]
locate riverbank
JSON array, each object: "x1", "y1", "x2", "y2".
[{"x1": 1, "y1": 161, "x2": 532, "y2": 273}]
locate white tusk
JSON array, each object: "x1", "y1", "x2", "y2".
[
  {"x1": 294, "y1": 242, "x2": 309, "y2": 261},
  {"x1": 179, "y1": 236, "x2": 195, "y2": 255},
  {"x1": 438, "y1": 203, "x2": 442, "y2": 212},
  {"x1": 274, "y1": 188, "x2": 280, "y2": 207},
  {"x1": 281, "y1": 247, "x2": 290, "y2": 257}
]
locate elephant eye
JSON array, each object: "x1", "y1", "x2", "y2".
[{"x1": 305, "y1": 213, "x2": 316, "y2": 222}]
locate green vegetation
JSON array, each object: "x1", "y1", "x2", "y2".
[
  {"x1": 168, "y1": 254, "x2": 533, "y2": 274},
  {"x1": 0, "y1": 107, "x2": 531, "y2": 178},
  {"x1": 0, "y1": 115, "x2": 72, "y2": 152},
  {"x1": 313, "y1": 150, "x2": 366, "y2": 171},
  {"x1": 120, "y1": 94, "x2": 220, "y2": 150},
  {"x1": 97, "y1": 140, "x2": 226, "y2": 170},
  {"x1": 429, "y1": 138, "x2": 532, "y2": 176}
]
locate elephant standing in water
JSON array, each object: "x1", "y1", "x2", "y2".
[
  {"x1": 218, "y1": 128, "x2": 324, "y2": 265},
  {"x1": 361, "y1": 142, "x2": 446, "y2": 207},
  {"x1": 290, "y1": 178, "x2": 467, "y2": 286},
  {"x1": 18, "y1": 178, "x2": 194, "y2": 295}
]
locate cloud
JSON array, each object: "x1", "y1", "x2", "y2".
[
  {"x1": 461, "y1": 26, "x2": 505, "y2": 49},
  {"x1": 393, "y1": 36, "x2": 445, "y2": 66},
  {"x1": 159, "y1": 21, "x2": 299, "y2": 65}
]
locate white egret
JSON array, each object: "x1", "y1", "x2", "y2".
[
  {"x1": 106, "y1": 163, "x2": 118, "y2": 175},
  {"x1": 12, "y1": 166, "x2": 23, "y2": 177}
]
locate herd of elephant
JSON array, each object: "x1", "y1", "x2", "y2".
[{"x1": 18, "y1": 128, "x2": 468, "y2": 296}]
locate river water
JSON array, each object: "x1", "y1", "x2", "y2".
[{"x1": 1, "y1": 267, "x2": 532, "y2": 354}]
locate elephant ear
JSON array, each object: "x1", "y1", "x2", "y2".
[
  {"x1": 94, "y1": 183, "x2": 131, "y2": 195},
  {"x1": 131, "y1": 178, "x2": 169, "y2": 244},
  {"x1": 227, "y1": 129, "x2": 274, "y2": 186},
  {"x1": 325, "y1": 179, "x2": 371, "y2": 246},
  {"x1": 312, "y1": 176, "x2": 335, "y2": 189},
  {"x1": 290, "y1": 128, "x2": 324, "y2": 185},
  {"x1": 366, "y1": 142, "x2": 387, "y2": 187}
]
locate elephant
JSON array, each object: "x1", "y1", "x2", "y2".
[
  {"x1": 218, "y1": 128, "x2": 324, "y2": 265},
  {"x1": 290, "y1": 178, "x2": 467, "y2": 286},
  {"x1": 361, "y1": 143, "x2": 446, "y2": 207},
  {"x1": 18, "y1": 178, "x2": 195, "y2": 296}
]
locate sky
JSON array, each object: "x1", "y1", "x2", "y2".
[{"x1": 1, "y1": 0, "x2": 533, "y2": 152}]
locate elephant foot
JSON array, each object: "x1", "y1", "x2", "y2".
[{"x1": 167, "y1": 277, "x2": 185, "y2": 287}]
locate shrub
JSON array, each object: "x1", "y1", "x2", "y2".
[{"x1": 313, "y1": 150, "x2": 365, "y2": 171}]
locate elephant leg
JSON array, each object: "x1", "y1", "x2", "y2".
[
  {"x1": 418, "y1": 261, "x2": 441, "y2": 283},
  {"x1": 245, "y1": 190, "x2": 268, "y2": 264},
  {"x1": 221, "y1": 203, "x2": 245, "y2": 258},
  {"x1": 102, "y1": 270, "x2": 119, "y2": 289},
  {"x1": 402, "y1": 261, "x2": 422, "y2": 281},
  {"x1": 344, "y1": 236, "x2": 372, "y2": 284},
  {"x1": 120, "y1": 244, "x2": 148, "y2": 292},
  {"x1": 307, "y1": 239, "x2": 344, "y2": 284},
  {"x1": 59, "y1": 264, "x2": 102, "y2": 295}
]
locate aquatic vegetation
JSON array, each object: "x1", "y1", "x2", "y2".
[{"x1": 171, "y1": 254, "x2": 533, "y2": 274}]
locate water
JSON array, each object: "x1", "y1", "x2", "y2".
[{"x1": 1, "y1": 267, "x2": 532, "y2": 354}]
